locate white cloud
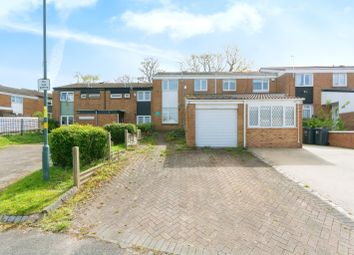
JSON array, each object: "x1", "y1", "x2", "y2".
[{"x1": 121, "y1": 2, "x2": 264, "y2": 39}]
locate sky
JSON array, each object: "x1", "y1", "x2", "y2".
[{"x1": 1, "y1": 0, "x2": 354, "y2": 90}]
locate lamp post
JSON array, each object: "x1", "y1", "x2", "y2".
[{"x1": 41, "y1": 0, "x2": 50, "y2": 180}]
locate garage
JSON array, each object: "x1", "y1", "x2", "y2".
[{"x1": 195, "y1": 104, "x2": 237, "y2": 147}]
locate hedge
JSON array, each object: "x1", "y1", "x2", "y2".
[
  {"x1": 49, "y1": 125, "x2": 108, "y2": 167},
  {"x1": 104, "y1": 123, "x2": 137, "y2": 144},
  {"x1": 137, "y1": 123, "x2": 153, "y2": 133}
]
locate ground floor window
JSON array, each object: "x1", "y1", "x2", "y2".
[
  {"x1": 162, "y1": 108, "x2": 178, "y2": 124},
  {"x1": 303, "y1": 104, "x2": 313, "y2": 119},
  {"x1": 137, "y1": 115, "x2": 151, "y2": 124},
  {"x1": 61, "y1": 115, "x2": 74, "y2": 125},
  {"x1": 248, "y1": 104, "x2": 296, "y2": 128}
]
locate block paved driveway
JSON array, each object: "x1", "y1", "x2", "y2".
[
  {"x1": 0, "y1": 144, "x2": 42, "y2": 190},
  {"x1": 72, "y1": 142, "x2": 354, "y2": 255}
]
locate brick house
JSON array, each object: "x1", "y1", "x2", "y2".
[
  {"x1": 260, "y1": 66, "x2": 354, "y2": 129},
  {"x1": 52, "y1": 82, "x2": 152, "y2": 126},
  {"x1": 152, "y1": 72, "x2": 304, "y2": 148},
  {"x1": 0, "y1": 84, "x2": 52, "y2": 117}
]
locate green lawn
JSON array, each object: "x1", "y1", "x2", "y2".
[
  {"x1": 0, "y1": 167, "x2": 73, "y2": 216},
  {"x1": 112, "y1": 143, "x2": 125, "y2": 152},
  {"x1": 0, "y1": 133, "x2": 43, "y2": 149}
]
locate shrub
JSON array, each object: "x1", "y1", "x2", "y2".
[
  {"x1": 165, "y1": 128, "x2": 185, "y2": 144},
  {"x1": 48, "y1": 119, "x2": 60, "y2": 133},
  {"x1": 104, "y1": 123, "x2": 137, "y2": 144},
  {"x1": 137, "y1": 123, "x2": 153, "y2": 133},
  {"x1": 50, "y1": 125, "x2": 108, "y2": 167}
]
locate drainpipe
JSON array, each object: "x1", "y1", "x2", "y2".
[
  {"x1": 95, "y1": 110, "x2": 98, "y2": 126},
  {"x1": 297, "y1": 103, "x2": 300, "y2": 144},
  {"x1": 243, "y1": 102, "x2": 247, "y2": 148}
]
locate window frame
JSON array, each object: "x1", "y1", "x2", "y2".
[
  {"x1": 60, "y1": 115, "x2": 74, "y2": 126},
  {"x1": 88, "y1": 93, "x2": 100, "y2": 99},
  {"x1": 248, "y1": 103, "x2": 296, "y2": 128},
  {"x1": 223, "y1": 80, "x2": 237, "y2": 91},
  {"x1": 60, "y1": 91, "x2": 74, "y2": 102},
  {"x1": 194, "y1": 79, "x2": 208, "y2": 92},
  {"x1": 295, "y1": 74, "x2": 313, "y2": 87},
  {"x1": 162, "y1": 107, "x2": 178, "y2": 124},
  {"x1": 252, "y1": 79, "x2": 269, "y2": 93},
  {"x1": 110, "y1": 93, "x2": 122, "y2": 99},
  {"x1": 333, "y1": 73, "x2": 347, "y2": 87},
  {"x1": 302, "y1": 104, "x2": 313, "y2": 119},
  {"x1": 11, "y1": 96, "x2": 23, "y2": 104},
  {"x1": 136, "y1": 115, "x2": 151, "y2": 124},
  {"x1": 124, "y1": 93, "x2": 131, "y2": 99},
  {"x1": 137, "y1": 91, "x2": 151, "y2": 102},
  {"x1": 162, "y1": 79, "x2": 178, "y2": 91}
]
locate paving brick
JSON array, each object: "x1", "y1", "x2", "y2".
[{"x1": 70, "y1": 142, "x2": 354, "y2": 255}]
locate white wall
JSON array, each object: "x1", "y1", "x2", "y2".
[{"x1": 321, "y1": 91, "x2": 354, "y2": 114}]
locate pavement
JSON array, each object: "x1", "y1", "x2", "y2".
[
  {"x1": 251, "y1": 145, "x2": 354, "y2": 218},
  {"x1": 0, "y1": 144, "x2": 42, "y2": 190},
  {"x1": 0, "y1": 228, "x2": 134, "y2": 255},
  {"x1": 70, "y1": 142, "x2": 354, "y2": 254}
]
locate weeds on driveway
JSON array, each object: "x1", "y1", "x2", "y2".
[{"x1": 0, "y1": 132, "x2": 43, "y2": 149}]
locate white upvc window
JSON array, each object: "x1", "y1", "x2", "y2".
[
  {"x1": 78, "y1": 116, "x2": 95, "y2": 120},
  {"x1": 137, "y1": 91, "x2": 151, "y2": 102},
  {"x1": 124, "y1": 93, "x2": 131, "y2": 98},
  {"x1": 110, "y1": 93, "x2": 122, "y2": 99},
  {"x1": 194, "y1": 79, "x2": 208, "y2": 92},
  {"x1": 248, "y1": 104, "x2": 296, "y2": 128},
  {"x1": 162, "y1": 80, "x2": 178, "y2": 124},
  {"x1": 88, "y1": 93, "x2": 100, "y2": 99},
  {"x1": 253, "y1": 79, "x2": 269, "y2": 93},
  {"x1": 333, "y1": 73, "x2": 347, "y2": 87},
  {"x1": 223, "y1": 80, "x2": 236, "y2": 91},
  {"x1": 136, "y1": 115, "x2": 151, "y2": 124},
  {"x1": 302, "y1": 104, "x2": 313, "y2": 119},
  {"x1": 11, "y1": 96, "x2": 23, "y2": 104},
  {"x1": 60, "y1": 115, "x2": 74, "y2": 125},
  {"x1": 60, "y1": 91, "x2": 74, "y2": 102},
  {"x1": 295, "y1": 74, "x2": 313, "y2": 87},
  {"x1": 162, "y1": 108, "x2": 178, "y2": 124}
]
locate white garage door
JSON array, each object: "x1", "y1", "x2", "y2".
[{"x1": 196, "y1": 108, "x2": 237, "y2": 147}]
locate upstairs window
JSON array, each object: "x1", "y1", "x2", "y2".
[
  {"x1": 295, "y1": 74, "x2": 313, "y2": 87},
  {"x1": 333, "y1": 73, "x2": 347, "y2": 87},
  {"x1": 162, "y1": 80, "x2": 178, "y2": 91},
  {"x1": 253, "y1": 79, "x2": 269, "y2": 93},
  {"x1": 124, "y1": 93, "x2": 131, "y2": 98},
  {"x1": 137, "y1": 91, "x2": 151, "y2": 102},
  {"x1": 88, "y1": 93, "x2": 100, "y2": 99},
  {"x1": 110, "y1": 93, "x2": 122, "y2": 99},
  {"x1": 194, "y1": 79, "x2": 208, "y2": 92},
  {"x1": 11, "y1": 96, "x2": 23, "y2": 104},
  {"x1": 60, "y1": 92, "x2": 74, "y2": 102},
  {"x1": 223, "y1": 80, "x2": 236, "y2": 91}
]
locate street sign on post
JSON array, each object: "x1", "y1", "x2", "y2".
[{"x1": 38, "y1": 79, "x2": 50, "y2": 91}]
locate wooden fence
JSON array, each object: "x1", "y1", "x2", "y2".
[{"x1": 0, "y1": 117, "x2": 41, "y2": 135}]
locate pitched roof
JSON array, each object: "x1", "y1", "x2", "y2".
[
  {"x1": 0, "y1": 84, "x2": 51, "y2": 98},
  {"x1": 54, "y1": 82, "x2": 152, "y2": 90},
  {"x1": 186, "y1": 93, "x2": 304, "y2": 101},
  {"x1": 154, "y1": 71, "x2": 278, "y2": 79}
]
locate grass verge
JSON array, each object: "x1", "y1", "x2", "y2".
[
  {"x1": 0, "y1": 132, "x2": 43, "y2": 149},
  {"x1": 0, "y1": 167, "x2": 73, "y2": 216},
  {"x1": 112, "y1": 143, "x2": 125, "y2": 152},
  {"x1": 38, "y1": 153, "x2": 132, "y2": 232}
]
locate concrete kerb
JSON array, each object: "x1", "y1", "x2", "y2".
[
  {"x1": 250, "y1": 149, "x2": 354, "y2": 226},
  {"x1": 0, "y1": 186, "x2": 78, "y2": 224}
]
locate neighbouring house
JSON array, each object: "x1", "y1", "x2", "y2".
[
  {"x1": 0, "y1": 84, "x2": 52, "y2": 117},
  {"x1": 260, "y1": 66, "x2": 354, "y2": 129},
  {"x1": 152, "y1": 72, "x2": 304, "y2": 148},
  {"x1": 52, "y1": 82, "x2": 152, "y2": 126}
]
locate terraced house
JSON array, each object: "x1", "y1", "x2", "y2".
[
  {"x1": 0, "y1": 84, "x2": 52, "y2": 117},
  {"x1": 52, "y1": 82, "x2": 152, "y2": 126},
  {"x1": 152, "y1": 66, "x2": 354, "y2": 148}
]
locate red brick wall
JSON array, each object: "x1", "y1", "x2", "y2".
[
  {"x1": 0, "y1": 94, "x2": 11, "y2": 107},
  {"x1": 340, "y1": 112, "x2": 354, "y2": 130},
  {"x1": 329, "y1": 131, "x2": 354, "y2": 149},
  {"x1": 52, "y1": 91, "x2": 60, "y2": 122},
  {"x1": 246, "y1": 104, "x2": 303, "y2": 148},
  {"x1": 23, "y1": 97, "x2": 43, "y2": 116},
  {"x1": 185, "y1": 104, "x2": 196, "y2": 147}
]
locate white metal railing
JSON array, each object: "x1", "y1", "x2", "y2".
[{"x1": 0, "y1": 117, "x2": 41, "y2": 135}]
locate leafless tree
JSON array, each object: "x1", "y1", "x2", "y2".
[
  {"x1": 224, "y1": 46, "x2": 250, "y2": 72},
  {"x1": 182, "y1": 46, "x2": 250, "y2": 72},
  {"x1": 115, "y1": 74, "x2": 131, "y2": 83},
  {"x1": 139, "y1": 57, "x2": 160, "y2": 83}
]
